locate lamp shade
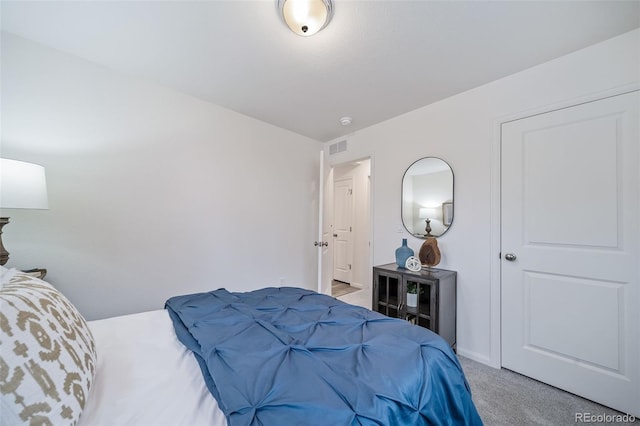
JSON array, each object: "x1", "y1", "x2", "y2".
[
  {"x1": 419, "y1": 207, "x2": 440, "y2": 220},
  {"x1": 278, "y1": 0, "x2": 333, "y2": 36},
  {"x1": 0, "y1": 159, "x2": 49, "y2": 209}
]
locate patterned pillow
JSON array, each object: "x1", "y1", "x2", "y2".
[{"x1": 0, "y1": 272, "x2": 96, "y2": 425}]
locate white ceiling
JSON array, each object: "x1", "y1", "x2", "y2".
[{"x1": 1, "y1": 1, "x2": 638, "y2": 142}]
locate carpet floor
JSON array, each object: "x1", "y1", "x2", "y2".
[{"x1": 459, "y1": 356, "x2": 638, "y2": 426}]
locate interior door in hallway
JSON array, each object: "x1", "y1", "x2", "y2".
[
  {"x1": 501, "y1": 91, "x2": 639, "y2": 416},
  {"x1": 333, "y1": 177, "x2": 353, "y2": 284}
]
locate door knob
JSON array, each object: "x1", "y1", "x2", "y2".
[
  {"x1": 333, "y1": 234, "x2": 338, "y2": 237},
  {"x1": 504, "y1": 253, "x2": 517, "y2": 261}
]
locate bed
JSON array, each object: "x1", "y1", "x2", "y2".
[
  {"x1": 78, "y1": 309, "x2": 226, "y2": 426},
  {"x1": 0, "y1": 268, "x2": 482, "y2": 426}
]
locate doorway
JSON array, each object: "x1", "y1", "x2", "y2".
[
  {"x1": 500, "y1": 91, "x2": 639, "y2": 416},
  {"x1": 323, "y1": 158, "x2": 372, "y2": 308},
  {"x1": 333, "y1": 177, "x2": 353, "y2": 284}
]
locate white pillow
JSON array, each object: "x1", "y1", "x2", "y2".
[
  {"x1": 0, "y1": 266, "x2": 21, "y2": 289},
  {"x1": 0, "y1": 265, "x2": 6, "y2": 289},
  {"x1": 0, "y1": 271, "x2": 96, "y2": 425}
]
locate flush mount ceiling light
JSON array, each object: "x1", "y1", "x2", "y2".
[{"x1": 278, "y1": 0, "x2": 333, "y2": 37}]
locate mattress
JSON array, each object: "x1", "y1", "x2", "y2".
[{"x1": 79, "y1": 309, "x2": 226, "y2": 426}]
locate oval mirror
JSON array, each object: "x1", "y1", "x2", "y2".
[{"x1": 401, "y1": 157, "x2": 454, "y2": 238}]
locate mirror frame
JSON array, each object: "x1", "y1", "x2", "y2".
[{"x1": 401, "y1": 157, "x2": 454, "y2": 239}]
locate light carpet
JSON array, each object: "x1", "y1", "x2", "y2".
[{"x1": 459, "y1": 356, "x2": 638, "y2": 426}]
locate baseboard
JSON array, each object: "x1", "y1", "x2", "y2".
[
  {"x1": 350, "y1": 282, "x2": 364, "y2": 289},
  {"x1": 456, "y1": 348, "x2": 496, "y2": 368}
]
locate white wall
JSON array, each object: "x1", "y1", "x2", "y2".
[
  {"x1": 326, "y1": 29, "x2": 640, "y2": 366},
  {"x1": 0, "y1": 33, "x2": 322, "y2": 320}
]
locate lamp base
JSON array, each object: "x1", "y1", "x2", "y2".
[
  {"x1": 0, "y1": 217, "x2": 9, "y2": 266},
  {"x1": 424, "y1": 218, "x2": 433, "y2": 237}
]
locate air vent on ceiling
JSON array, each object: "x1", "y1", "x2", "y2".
[{"x1": 329, "y1": 140, "x2": 347, "y2": 155}]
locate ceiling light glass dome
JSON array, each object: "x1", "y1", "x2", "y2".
[{"x1": 278, "y1": 0, "x2": 333, "y2": 37}]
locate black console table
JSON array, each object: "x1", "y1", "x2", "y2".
[{"x1": 373, "y1": 263, "x2": 456, "y2": 348}]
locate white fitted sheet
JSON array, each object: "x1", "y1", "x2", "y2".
[{"x1": 79, "y1": 309, "x2": 227, "y2": 426}]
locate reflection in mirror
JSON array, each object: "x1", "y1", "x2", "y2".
[{"x1": 401, "y1": 157, "x2": 454, "y2": 238}]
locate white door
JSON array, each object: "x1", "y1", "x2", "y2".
[
  {"x1": 501, "y1": 91, "x2": 639, "y2": 416},
  {"x1": 333, "y1": 177, "x2": 353, "y2": 284}
]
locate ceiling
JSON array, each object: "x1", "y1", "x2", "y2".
[{"x1": 1, "y1": 1, "x2": 639, "y2": 142}]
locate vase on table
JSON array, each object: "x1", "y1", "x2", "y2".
[
  {"x1": 407, "y1": 292, "x2": 418, "y2": 307},
  {"x1": 395, "y1": 238, "x2": 414, "y2": 268}
]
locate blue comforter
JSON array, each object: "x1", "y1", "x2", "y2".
[{"x1": 166, "y1": 287, "x2": 482, "y2": 425}]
